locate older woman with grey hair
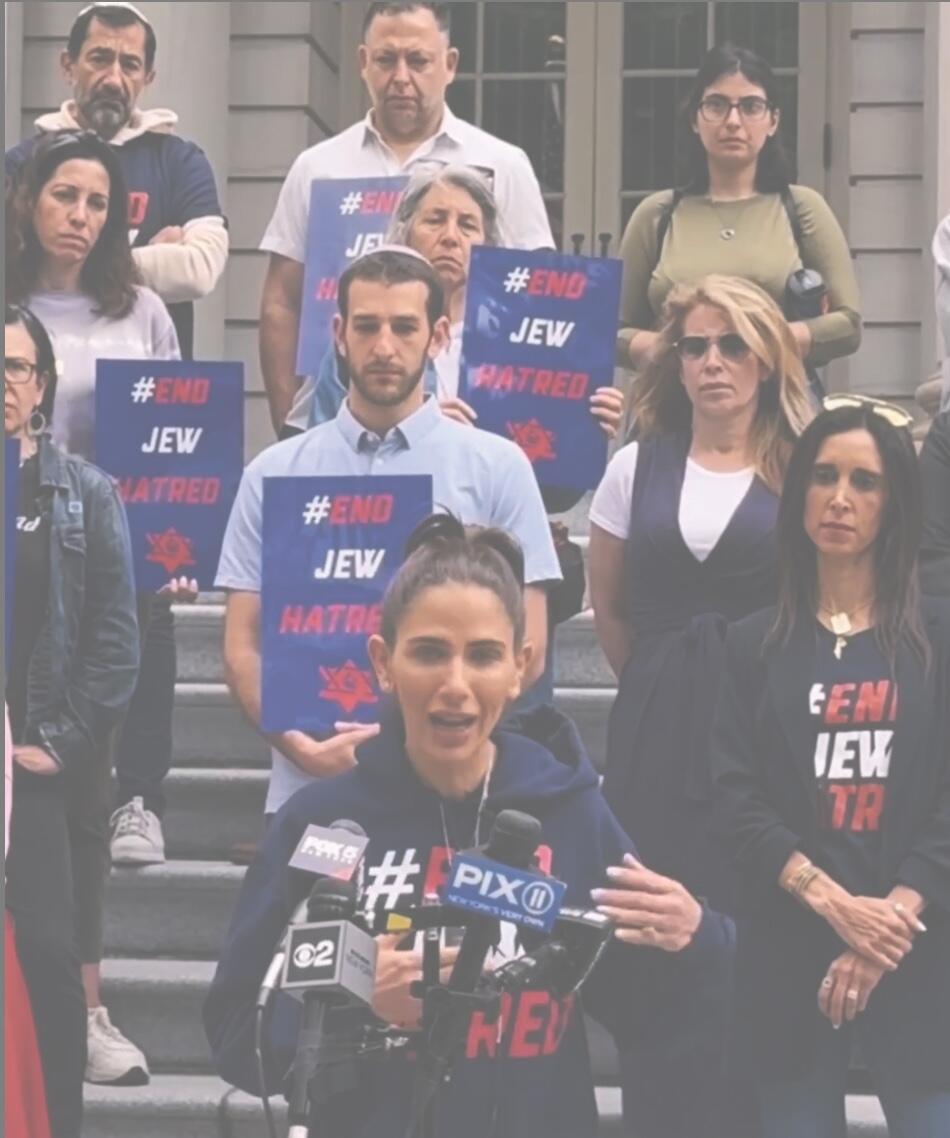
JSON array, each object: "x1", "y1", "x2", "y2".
[{"x1": 305, "y1": 164, "x2": 624, "y2": 433}]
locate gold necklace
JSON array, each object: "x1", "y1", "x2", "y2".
[{"x1": 819, "y1": 599, "x2": 874, "y2": 660}]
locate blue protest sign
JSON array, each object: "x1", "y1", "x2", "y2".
[
  {"x1": 95, "y1": 361, "x2": 244, "y2": 591},
  {"x1": 460, "y1": 247, "x2": 622, "y2": 492},
  {"x1": 443, "y1": 852, "x2": 567, "y2": 934},
  {"x1": 296, "y1": 176, "x2": 409, "y2": 376},
  {"x1": 261, "y1": 475, "x2": 433, "y2": 734},
  {"x1": 5, "y1": 438, "x2": 20, "y2": 657}
]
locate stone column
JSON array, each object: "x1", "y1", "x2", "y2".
[
  {"x1": 138, "y1": 2, "x2": 231, "y2": 357},
  {"x1": 5, "y1": 1, "x2": 24, "y2": 146}
]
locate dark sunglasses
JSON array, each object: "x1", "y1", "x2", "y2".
[{"x1": 675, "y1": 333, "x2": 751, "y2": 362}]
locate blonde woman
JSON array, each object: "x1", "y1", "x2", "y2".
[{"x1": 587, "y1": 274, "x2": 811, "y2": 1138}]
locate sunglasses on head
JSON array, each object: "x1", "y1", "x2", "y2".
[
  {"x1": 822, "y1": 394, "x2": 913, "y2": 430},
  {"x1": 675, "y1": 333, "x2": 751, "y2": 363}
]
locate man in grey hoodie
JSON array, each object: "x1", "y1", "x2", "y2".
[{"x1": 5, "y1": 1, "x2": 229, "y2": 358}]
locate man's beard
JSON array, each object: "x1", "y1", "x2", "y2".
[
  {"x1": 348, "y1": 360, "x2": 427, "y2": 408},
  {"x1": 81, "y1": 93, "x2": 130, "y2": 140}
]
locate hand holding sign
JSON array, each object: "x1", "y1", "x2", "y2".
[{"x1": 275, "y1": 724, "x2": 381, "y2": 779}]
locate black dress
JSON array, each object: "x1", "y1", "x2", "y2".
[{"x1": 603, "y1": 432, "x2": 779, "y2": 914}]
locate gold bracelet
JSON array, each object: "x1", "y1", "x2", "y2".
[
  {"x1": 793, "y1": 865, "x2": 821, "y2": 902},
  {"x1": 785, "y1": 860, "x2": 818, "y2": 898}
]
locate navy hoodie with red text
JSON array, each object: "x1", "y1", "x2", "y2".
[{"x1": 204, "y1": 707, "x2": 730, "y2": 1138}]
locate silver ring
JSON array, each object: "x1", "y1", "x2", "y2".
[
  {"x1": 821, "y1": 977, "x2": 833, "y2": 989},
  {"x1": 846, "y1": 989, "x2": 859, "y2": 1001}
]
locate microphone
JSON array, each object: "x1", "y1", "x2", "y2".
[
  {"x1": 407, "y1": 811, "x2": 542, "y2": 1138},
  {"x1": 488, "y1": 908, "x2": 614, "y2": 999},
  {"x1": 285, "y1": 877, "x2": 378, "y2": 1138},
  {"x1": 257, "y1": 819, "x2": 369, "y2": 1010}
]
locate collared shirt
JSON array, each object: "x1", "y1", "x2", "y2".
[
  {"x1": 215, "y1": 396, "x2": 561, "y2": 813},
  {"x1": 260, "y1": 105, "x2": 554, "y2": 264}
]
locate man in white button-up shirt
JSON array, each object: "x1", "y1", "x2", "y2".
[{"x1": 259, "y1": 1, "x2": 554, "y2": 435}]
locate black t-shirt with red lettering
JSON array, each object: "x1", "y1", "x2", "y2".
[{"x1": 809, "y1": 624, "x2": 898, "y2": 895}]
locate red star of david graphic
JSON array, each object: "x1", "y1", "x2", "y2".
[
  {"x1": 319, "y1": 660, "x2": 379, "y2": 715},
  {"x1": 145, "y1": 528, "x2": 197, "y2": 575},
  {"x1": 506, "y1": 419, "x2": 557, "y2": 463}
]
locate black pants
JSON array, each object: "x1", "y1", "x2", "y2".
[
  {"x1": 114, "y1": 594, "x2": 177, "y2": 817},
  {"x1": 6, "y1": 769, "x2": 87, "y2": 1138}
]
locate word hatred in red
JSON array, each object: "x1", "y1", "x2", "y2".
[
  {"x1": 472, "y1": 365, "x2": 589, "y2": 400},
  {"x1": 279, "y1": 604, "x2": 382, "y2": 637},
  {"x1": 118, "y1": 477, "x2": 221, "y2": 505}
]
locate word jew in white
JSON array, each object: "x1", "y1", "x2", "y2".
[
  {"x1": 509, "y1": 318, "x2": 576, "y2": 348},
  {"x1": 313, "y1": 548, "x2": 385, "y2": 580},
  {"x1": 141, "y1": 426, "x2": 204, "y2": 454}
]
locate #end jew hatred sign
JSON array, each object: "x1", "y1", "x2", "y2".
[
  {"x1": 460, "y1": 246, "x2": 622, "y2": 492},
  {"x1": 296, "y1": 175, "x2": 409, "y2": 377},
  {"x1": 261, "y1": 475, "x2": 433, "y2": 734},
  {"x1": 95, "y1": 361, "x2": 244, "y2": 590}
]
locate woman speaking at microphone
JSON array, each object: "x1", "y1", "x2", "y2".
[{"x1": 205, "y1": 515, "x2": 731, "y2": 1138}]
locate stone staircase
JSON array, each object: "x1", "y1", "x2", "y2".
[{"x1": 87, "y1": 529, "x2": 888, "y2": 1136}]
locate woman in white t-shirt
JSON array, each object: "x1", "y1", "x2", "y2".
[
  {"x1": 587, "y1": 274, "x2": 812, "y2": 1137},
  {"x1": 6, "y1": 130, "x2": 184, "y2": 1087}
]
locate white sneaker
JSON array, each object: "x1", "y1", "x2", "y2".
[
  {"x1": 85, "y1": 1006, "x2": 150, "y2": 1086},
  {"x1": 110, "y1": 797, "x2": 166, "y2": 866}
]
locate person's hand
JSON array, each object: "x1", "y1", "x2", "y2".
[
  {"x1": 149, "y1": 225, "x2": 185, "y2": 245},
  {"x1": 276, "y1": 723, "x2": 380, "y2": 778},
  {"x1": 13, "y1": 745, "x2": 60, "y2": 776},
  {"x1": 589, "y1": 386, "x2": 625, "y2": 439},
  {"x1": 439, "y1": 398, "x2": 478, "y2": 427},
  {"x1": 371, "y1": 933, "x2": 460, "y2": 1030},
  {"x1": 818, "y1": 951, "x2": 886, "y2": 1029},
  {"x1": 591, "y1": 853, "x2": 702, "y2": 952},
  {"x1": 158, "y1": 576, "x2": 200, "y2": 603},
  {"x1": 817, "y1": 892, "x2": 923, "y2": 971}
]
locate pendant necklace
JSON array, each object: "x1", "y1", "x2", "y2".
[
  {"x1": 819, "y1": 599, "x2": 874, "y2": 660},
  {"x1": 708, "y1": 197, "x2": 741, "y2": 241},
  {"x1": 438, "y1": 752, "x2": 496, "y2": 854}
]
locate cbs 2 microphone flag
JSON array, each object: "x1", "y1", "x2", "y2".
[
  {"x1": 260, "y1": 474, "x2": 433, "y2": 734},
  {"x1": 94, "y1": 360, "x2": 244, "y2": 591},
  {"x1": 296, "y1": 175, "x2": 409, "y2": 376},
  {"x1": 460, "y1": 246, "x2": 622, "y2": 493},
  {"x1": 5, "y1": 438, "x2": 20, "y2": 658}
]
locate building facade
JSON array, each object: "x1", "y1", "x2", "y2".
[{"x1": 6, "y1": 0, "x2": 950, "y2": 460}]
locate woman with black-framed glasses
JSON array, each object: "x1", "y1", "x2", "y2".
[
  {"x1": 4, "y1": 303, "x2": 138, "y2": 1138},
  {"x1": 588, "y1": 274, "x2": 811, "y2": 1137},
  {"x1": 711, "y1": 402, "x2": 950, "y2": 1137},
  {"x1": 617, "y1": 43, "x2": 861, "y2": 381}
]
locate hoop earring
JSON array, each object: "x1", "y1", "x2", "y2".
[{"x1": 28, "y1": 408, "x2": 47, "y2": 437}]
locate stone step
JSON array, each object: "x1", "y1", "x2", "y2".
[
  {"x1": 163, "y1": 769, "x2": 267, "y2": 860},
  {"x1": 105, "y1": 861, "x2": 243, "y2": 958},
  {"x1": 100, "y1": 959, "x2": 216, "y2": 1073},
  {"x1": 171, "y1": 683, "x2": 614, "y2": 770},
  {"x1": 173, "y1": 605, "x2": 615, "y2": 687},
  {"x1": 83, "y1": 1076, "x2": 885, "y2": 1138}
]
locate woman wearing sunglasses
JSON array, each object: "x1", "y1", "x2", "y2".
[
  {"x1": 4, "y1": 304, "x2": 139, "y2": 1137},
  {"x1": 617, "y1": 44, "x2": 860, "y2": 377},
  {"x1": 711, "y1": 399, "x2": 950, "y2": 1137},
  {"x1": 5, "y1": 128, "x2": 183, "y2": 1085},
  {"x1": 588, "y1": 273, "x2": 811, "y2": 1136}
]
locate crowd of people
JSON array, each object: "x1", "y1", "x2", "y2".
[{"x1": 4, "y1": 3, "x2": 950, "y2": 1138}]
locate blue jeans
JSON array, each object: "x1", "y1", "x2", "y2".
[
  {"x1": 114, "y1": 595, "x2": 177, "y2": 817},
  {"x1": 759, "y1": 1015, "x2": 950, "y2": 1138}
]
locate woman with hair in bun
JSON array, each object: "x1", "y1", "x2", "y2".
[{"x1": 205, "y1": 514, "x2": 729, "y2": 1138}]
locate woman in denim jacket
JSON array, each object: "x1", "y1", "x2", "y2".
[{"x1": 4, "y1": 303, "x2": 138, "y2": 1138}]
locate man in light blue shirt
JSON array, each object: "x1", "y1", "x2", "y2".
[{"x1": 217, "y1": 248, "x2": 560, "y2": 813}]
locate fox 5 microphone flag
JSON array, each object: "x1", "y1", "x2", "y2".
[
  {"x1": 261, "y1": 475, "x2": 433, "y2": 734},
  {"x1": 296, "y1": 176, "x2": 409, "y2": 376},
  {"x1": 460, "y1": 246, "x2": 622, "y2": 493},
  {"x1": 95, "y1": 360, "x2": 244, "y2": 591}
]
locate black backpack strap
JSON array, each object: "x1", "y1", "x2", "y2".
[
  {"x1": 654, "y1": 187, "x2": 686, "y2": 270},
  {"x1": 780, "y1": 184, "x2": 806, "y2": 259}
]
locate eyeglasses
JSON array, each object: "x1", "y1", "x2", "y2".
[
  {"x1": 822, "y1": 394, "x2": 914, "y2": 430},
  {"x1": 698, "y1": 95, "x2": 772, "y2": 124},
  {"x1": 4, "y1": 357, "x2": 38, "y2": 385},
  {"x1": 675, "y1": 333, "x2": 751, "y2": 363}
]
